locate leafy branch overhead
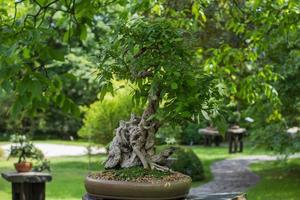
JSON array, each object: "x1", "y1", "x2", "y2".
[
  {"x1": 99, "y1": 17, "x2": 221, "y2": 123},
  {"x1": 0, "y1": 0, "x2": 117, "y2": 118}
]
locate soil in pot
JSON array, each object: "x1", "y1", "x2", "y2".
[
  {"x1": 85, "y1": 167, "x2": 192, "y2": 200},
  {"x1": 14, "y1": 162, "x2": 32, "y2": 173},
  {"x1": 89, "y1": 167, "x2": 188, "y2": 182}
]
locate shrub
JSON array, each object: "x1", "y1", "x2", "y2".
[
  {"x1": 169, "y1": 148, "x2": 204, "y2": 181},
  {"x1": 78, "y1": 89, "x2": 142, "y2": 145},
  {"x1": 251, "y1": 122, "x2": 300, "y2": 158},
  {"x1": 179, "y1": 123, "x2": 203, "y2": 145}
]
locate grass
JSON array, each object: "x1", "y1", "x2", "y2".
[
  {"x1": 185, "y1": 142, "x2": 274, "y2": 186},
  {"x1": 247, "y1": 158, "x2": 300, "y2": 200}
]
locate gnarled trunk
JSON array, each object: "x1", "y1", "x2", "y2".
[{"x1": 104, "y1": 90, "x2": 175, "y2": 170}]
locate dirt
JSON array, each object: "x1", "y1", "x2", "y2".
[{"x1": 88, "y1": 170, "x2": 190, "y2": 183}]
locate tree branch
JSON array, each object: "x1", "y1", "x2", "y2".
[
  {"x1": 135, "y1": 71, "x2": 153, "y2": 78},
  {"x1": 134, "y1": 47, "x2": 147, "y2": 59}
]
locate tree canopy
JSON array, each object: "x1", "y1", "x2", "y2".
[{"x1": 0, "y1": 0, "x2": 300, "y2": 141}]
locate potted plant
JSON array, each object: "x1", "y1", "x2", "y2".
[
  {"x1": 8, "y1": 135, "x2": 49, "y2": 173},
  {"x1": 83, "y1": 17, "x2": 217, "y2": 200}
]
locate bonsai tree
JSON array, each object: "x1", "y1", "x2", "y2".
[
  {"x1": 8, "y1": 134, "x2": 50, "y2": 172},
  {"x1": 100, "y1": 17, "x2": 220, "y2": 170}
]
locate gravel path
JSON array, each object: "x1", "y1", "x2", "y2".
[
  {"x1": 189, "y1": 154, "x2": 300, "y2": 198},
  {"x1": 1, "y1": 143, "x2": 106, "y2": 157}
]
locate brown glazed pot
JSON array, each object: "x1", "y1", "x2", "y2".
[
  {"x1": 84, "y1": 174, "x2": 192, "y2": 200},
  {"x1": 14, "y1": 162, "x2": 32, "y2": 173}
]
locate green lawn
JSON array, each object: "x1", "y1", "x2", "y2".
[
  {"x1": 187, "y1": 143, "x2": 274, "y2": 186},
  {"x1": 247, "y1": 158, "x2": 300, "y2": 200}
]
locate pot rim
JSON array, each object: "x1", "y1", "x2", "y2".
[{"x1": 85, "y1": 174, "x2": 192, "y2": 200}]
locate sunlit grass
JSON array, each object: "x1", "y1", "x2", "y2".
[{"x1": 247, "y1": 158, "x2": 300, "y2": 200}]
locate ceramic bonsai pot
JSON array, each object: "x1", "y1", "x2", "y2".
[
  {"x1": 14, "y1": 162, "x2": 32, "y2": 173},
  {"x1": 84, "y1": 174, "x2": 192, "y2": 200}
]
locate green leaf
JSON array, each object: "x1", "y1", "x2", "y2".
[
  {"x1": 201, "y1": 110, "x2": 210, "y2": 120},
  {"x1": 214, "y1": 116, "x2": 228, "y2": 135},
  {"x1": 62, "y1": 98, "x2": 70, "y2": 113},
  {"x1": 56, "y1": 94, "x2": 65, "y2": 107},
  {"x1": 171, "y1": 82, "x2": 178, "y2": 90},
  {"x1": 152, "y1": 4, "x2": 162, "y2": 16},
  {"x1": 31, "y1": 81, "x2": 43, "y2": 98},
  {"x1": 63, "y1": 28, "x2": 73, "y2": 43},
  {"x1": 200, "y1": 10, "x2": 206, "y2": 23},
  {"x1": 11, "y1": 97, "x2": 23, "y2": 119},
  {"x1": 48, "y1": 47, "x2": 67, "y2": 61},
  {"x1": 80, "y1": 25, "x2": 88, "y2": 41},
  {"x1": 23, "y1": 48, "x2": 31, "y2": 59},
  {"x1": 192, "y1": 2, "x2": 200, "y2": 20}
]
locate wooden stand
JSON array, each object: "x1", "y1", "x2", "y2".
[
  {"x1": 1, "y1": 172, "x2": 52, "y2": 200},
  {"x1": 227, "y1": 126, "x2": 246, "y2": 154},
  {"x1": 199, "y1": 127, "x2": 222, "y2": 147}
]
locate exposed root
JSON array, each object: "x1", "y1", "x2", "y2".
[{"x1": 151, "y1": 162, "x2": 174, "y2": 172}]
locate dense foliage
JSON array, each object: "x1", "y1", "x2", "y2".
[
  {"x1": 156, "y1": 123, "x2": 204, "y2": 145},
  {"x1": 180, "y1": 123, "x2": 204, "y2": 145},
  {"x1": 155, "y1": 124, "x2": 182, "y2": 145},
  {"x1": 169, "y1": 148, "x2": 205, "y2": 181},
  {"x1": 79, "y1": 87, "x2": 142, "y2": 145}
]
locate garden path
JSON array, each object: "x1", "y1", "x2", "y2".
[
  {"x1": 1, "y1": 143, "x2": 106, "y2": 157},
  {"x1": 189, "y1": 154, "x2": 300, "y2": 199}
]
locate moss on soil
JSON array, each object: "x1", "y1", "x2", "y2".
[
  {"x1": 114, "y1": 167, "x2": 171, "y2": 180},
  {"x1": 89, "y1": 167, "x2": 190, "y2": 183}
]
